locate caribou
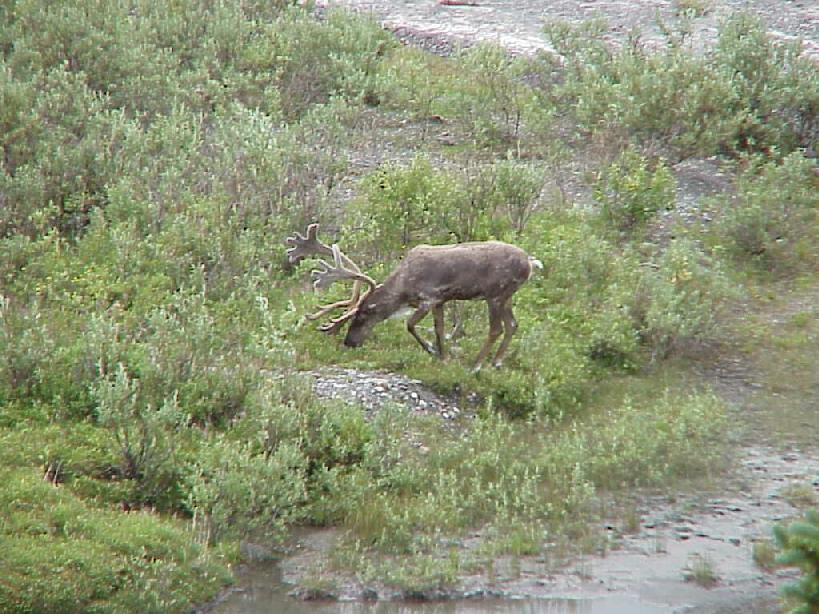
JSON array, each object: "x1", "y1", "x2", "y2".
[{"x1": 285, "y1": 224, "x2": 541, "y2": 370}]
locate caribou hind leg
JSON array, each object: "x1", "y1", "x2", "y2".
[
  {"x1": 492, "y1": 300, "x2": 518, "y2": 368},
  {"x1": 472, "y1": 300, "x2": 505, "y2": 371}
]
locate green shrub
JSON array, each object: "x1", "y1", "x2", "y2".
[
  {"x1": 0, "y1": 292, "x2": 97, "y2": 415},
  {"x1": 351, "y1": 156, "x2": 464, "y2": 256},
  {"x1": 0, "y1": 67, "x2": 123, "y2": 238},
  {"x1": 184, "y1": 436, "x2": 308, "y2": 545},
  {"x1": 0, "y1": 468, "x2": 231, "y2": 614},
  {"x1": 774, "y1": 509, "x2": 819, "y2": 614},
  {"x1": 92, "y1": 364, "x2": 185, "y2": 507},
  {"x1": 351, "y1": 155, "x2": 546, "y2": 262},
  {"x1": 543, "y1": 13, "x2": 818, "y2": 158},
  {"x1": 263, "y1": 8, "x2": 395, "y2": 118},
  {"x1": 715, "y1": 12, "x2": 818, "y2": 155},
  {"x1": 461, "y1": 158, "x2": 546, "y2": 238},
  {"x1": 633, "y1": 239, "x2": 730, "y2": 359},
  {"x1": 712, "y1": 151, "x2": 818, "y2": 273},
  {"x1": 593, "y1": 146, "x2": 676, "y2": 234},
  {"x1": 544, "y1": 19, "x2": 738, "y2": 157},
  {"x1": 450, "y1": 43, "x2": 537, "y2": 144},
  {"x1": 376, "y1": 42, "x2": 537, "y2": 146}
]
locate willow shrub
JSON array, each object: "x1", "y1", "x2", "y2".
[
  {"x1": 543, "y1": 13, "x2": 818, "y2": 158},
  {"x1": 711, "y1": 151, "x2": 819, "y2": 274},
  {"x1": 593, "y1": 146, "x2": 676, "y2": 235}
]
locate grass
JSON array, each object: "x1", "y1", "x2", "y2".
[
  {"x1": 685, "y1": 553, "x2": 719, "y2": 587},
  {"x1": 0, "y1": 467, "x2": 234, "y2": 613},
  {"x1": 781, "y1": 483, "x2": 818, "y2": 510},
  {"x1": 753, "y1": 538, "x2": 779, "y2": 572},
  {"x1": 728, "y1": 282, "x2": 819, "y2": 447},
  {"x1": 311, "y1": 391, "x2": 729, "y2": 590}
]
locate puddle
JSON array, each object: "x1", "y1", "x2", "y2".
[{"x1": 207, "y1": 563, "x2": 669, "y2": 614}]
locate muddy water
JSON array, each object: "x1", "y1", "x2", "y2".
[{"x1": 209, "y1": 563, "x2": 668, "y2": 614}]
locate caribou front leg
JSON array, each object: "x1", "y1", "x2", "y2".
[
  {"x1": 406, "y1": 304, "x2": 438, "y2": 356},
  {"x1": 432, "y1": 304, "x2": 447, "y2": 359}
]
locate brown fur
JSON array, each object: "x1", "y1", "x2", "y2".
[{"x1": 344, "y1": 241, "x2": 537, "y2": 369}]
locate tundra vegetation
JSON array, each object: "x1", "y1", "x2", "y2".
[{"x1": 0, "y1": 1, "x2": 817, "y2": 612}]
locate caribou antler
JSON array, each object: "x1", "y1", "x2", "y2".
[
  {"x1": 285, "y1": 225, "x2": 377, "y2": 334},
  {"x1": 312, "y1": 244, "x2": 377, "y2": 292},
  {"x1": 285, "y1": 223, "x2": 333, "y2": 264},
  {"x1": 308, "y1": 245, "x2": 378, "y2": 334}
]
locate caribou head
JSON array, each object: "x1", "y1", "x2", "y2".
[{"x1": 285, "y1": 224, "x2": 541, "y2": 370}]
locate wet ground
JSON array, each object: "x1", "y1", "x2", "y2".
[{"x1": 206, "y1": 374, "x2": 817, "y2": 613}]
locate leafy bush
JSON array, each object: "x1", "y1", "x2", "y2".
[
  {"x1": 715, "y1": 12, "x2": 819, "y2": 155},
  {"x1": 449, "y1": 43, "x2": 537, "y2": 144},
  {"x1": 712, "y1": 151, "x2": 818, "y2": 273},
  {"x1": 543, "y1": 13, "x2": 818, "y2": 158},
  {"x1": 0, "y1": 468, "x2": 231, "y2": 614},
  {"x1": 351, "y1": 155, "x2": 546, "y2": 261},
  {"x1": 0, "y1": 291, "x2": 98, "y2": 415},
  {"x1": 239, "y1": 377, "x2": 374, "y2": 471},
  {"x1": 593, "y1": 146, "x2": 676, "y2": 234},
  {"x1": 92, "y1": 365, "x2": 184, "y2": 507},
  {"x1": 184, "y1": 437, "x2": 308, "y2": 545},
  {"x1": 351, "y1": 156, "x2": 465, "y2": 256},
  {"x1": 522, "y1": 214, "x2": 641, "y2": 369},
  {"x1": 461, "y1": 158, "x2": 546, "y2": 238},
  {"x1": 272, "y1": 9, "x2": 395, "y2": 118},
  {"x1": 376, "y1": 42, "x2": 537, "y2": 146},
  {"x1": 774, "y1": 509, "x2": 819, "y2": 614},
  {"x1": 544, "y1": 19, "x2": 738, "y2": 157},
  {"x1": 633, "y1": 239, "x2": 730, "y2": 359}
]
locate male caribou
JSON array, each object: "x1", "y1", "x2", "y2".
[{"x1": 285, "y1": 224, "x2": 541, "y2": 370}]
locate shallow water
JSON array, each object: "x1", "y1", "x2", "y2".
[{"x1": 208, "y1": 564, "x2": 669, "y2": 614}]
